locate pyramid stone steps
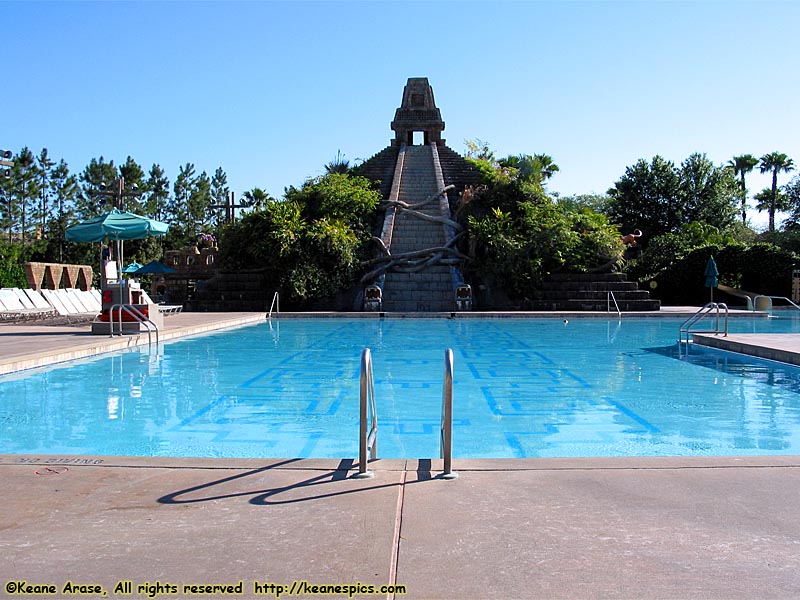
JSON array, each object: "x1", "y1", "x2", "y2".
[
  {"x1": 531, "y1": 273, "x2": 660, "y2": 312},
  {"x1": 564, "y1": 299, "x2": 662, "y2": 312},
  {"x1": 379, "y1": 144, "x2": 455, "y2": 312}
]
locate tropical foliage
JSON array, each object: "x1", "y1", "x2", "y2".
[
  {"x1": 464, "y1": 139, "x2": 559, "y2": 193},
  {"x1": 606, "y1": 153, "x2": 739, "y2": 240},
  {"x1": 727, "y1": 154, "x2": 759, "y2": 225},
  {"x1": 324, "y1": 150, "x2": 350, "y2": 174},
  {"x1": 759, "y1": 152, "x2": 795, "y2": 232},
  {"x1": 457, "y1": 151, "x2": 622, "y2": 301},
  {"x1": 782, "y1": 175, "x2": 800, "y2": 231},
  {"x1": 607, "y1": 150, "x2": 800, "y2": 306},
  {"x1": 219, "y1": 173, "x2": 381, "y2": 307},
  {"x1": 3, "y1": 138, "x2": 798, "y2": 309}
]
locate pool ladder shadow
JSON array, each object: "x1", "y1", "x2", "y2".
[{"x1": 355, "y1": 347, "x2": 457, "y2": 481}]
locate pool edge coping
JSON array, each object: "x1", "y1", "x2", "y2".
[
  {"x1": 3, "y1": 453, "x2": 799, "y2": 472},
  {"x1": 0, "y1": 313, "x2": 267, "y2": 376}
]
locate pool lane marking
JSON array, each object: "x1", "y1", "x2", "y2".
[
  {"x1": 299, "y1": 432, "x2": 323, "y2": 457},
  {"x1": 603, "y1": 397, "x2": 661, "y2": 433},
  {"x1": 173, "y1": 395, "x2": 230, "y2": 429},
  {"x1": 484, "y1": 321, "x2": 534, "y2": 349},
  {"x1": 504, "y1": 433, "x2": 527, "y2": 459}
]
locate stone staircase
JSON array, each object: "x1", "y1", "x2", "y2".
[
  {"x1": 358, "y1": 144, "x2": 483, "y2": 205},
  {"x1": 380, "y1": 145, "x2": 454, "y2": 312},
  {"x1": 532, "y1": 273, "x2": 660, "y2": 311}
]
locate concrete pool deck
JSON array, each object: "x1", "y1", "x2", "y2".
[
  {"x1": 0, "y1": 312, "x2": 269, "y2": 376},
  {"x1": 1, "y1": 455, "x2": 799, "y2": 599},
  {"x1": 2, "y1": 308, "x2": 800, "y2": 598}
]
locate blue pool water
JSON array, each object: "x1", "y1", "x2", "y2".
[{"x1": 3, "y1": 316, "x2": 800, "y2": 459}]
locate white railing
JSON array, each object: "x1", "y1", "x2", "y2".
[
  {"x1": 268, "y1": 291, "x2": 280, "y2": 319},
  {"x1": 753, "y1": 295, "x2": 800, "y2": 315},
  {"x1": 678, "y1": 302, "x2": 728, "y2": 357},
  {"x1": 109, "y1": 303, "x2": 159, "y2": 348},
  {"x1": 356, "y1": 348, "x2": 378, "y2": 478},
  {"x1": 607, "y1": 290, "x2": 621, "y2": 316}
]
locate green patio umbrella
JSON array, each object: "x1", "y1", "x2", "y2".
[
  {"x1": 121, "y1": 261, "x2": 143, "y2": 273},
  {"x1": 134, "y1": 260, "x2": 176, "y2": 275},
  {"x1": 65, "y1": 209, "x2": 169, "y2": 242},
  {"x1": 65, "y1": 209, "x2": 169, "y2": 271},
  {"x1": 705, "y1": 255, "x2": 719, "y2": 302}
]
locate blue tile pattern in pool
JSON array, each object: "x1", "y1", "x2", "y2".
[{"x1": 3, "y1": 316, "x2": 800, "y2": 458}]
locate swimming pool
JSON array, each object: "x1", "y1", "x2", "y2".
[{"x1": 3, "y1": 316, "x2": 800, "y2": 459}]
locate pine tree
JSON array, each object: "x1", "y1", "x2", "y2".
[
  {"x1": 144, "y1": 164, "x2": 170, "y2": 221},
  {"x1": 36, "y1": 148, "x2": 56, "y2": 238},
  {"x1": 77, "y1": 157, "x2": 118, "y2": 218}
]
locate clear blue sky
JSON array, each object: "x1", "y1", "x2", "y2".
[{"x1": 4, "y1": 0, "x2": 799, "y2": 229}]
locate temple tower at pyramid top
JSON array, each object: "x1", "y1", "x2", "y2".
[{"x1": 390, "y1": 77, "x2": 445, "y2": 147}]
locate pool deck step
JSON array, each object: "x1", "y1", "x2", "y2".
[{"x1": 693, "y1": 332, "x2": 800, "y2": 366}]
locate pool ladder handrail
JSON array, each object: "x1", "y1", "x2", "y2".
[
  {"x1": 356, "y1": 348, "x2": 378, "y2": 478},
  {"x1": 109, "y1": 303, "x2": 159, "y2": 348},
  {"x1": 752, "y1": 295, "x2": 800, "y2": 316},
  {"x1": 440, "y1": 348, "x2": 457, "y2": 479},
  {"x1": 678, "y1": 302, "x2": 728, "y2": 357},
  {"x1": 607, "y1": 290, "x2": 621, "y2": 316},
  {"x1": 268, "y1": 291, "x2": 280, "y2": 319}
]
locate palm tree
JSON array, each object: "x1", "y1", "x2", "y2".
[
  {"x1": 498, "y1": 153, "x2": 560, "y2": 186},
  {"x1": 753, "y1": 187, "x2": 790, "y2": 225},
  {"x1": 324, "y1": 150, "x2": 350, "y2": 174},
  {"x1": 727, "y1": 154, "x2": 759, "y2": 225},
  {"x1": 759, "y1": 152, "x2": 795, "y2": 231},
  {"x1": 533, "y1": 154, "x2": 560, "y2": 181},
  {"x1": 241, "y1": 187, "x2": 274, "y2": 211}
]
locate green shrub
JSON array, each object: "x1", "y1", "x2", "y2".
[
  {"x1": 0, "y1": 241, "x2": 30, "y2": 288},
  {"x1": 646, "y1": 243, "x2": 797, "y2": 305},
  {"x1": 284, "y1": 173, "x2": 379, "y2": 232},
  {"x1": 218, "y1": 173, "x2": 381, "y2": 307},
  {"x1": 0, "y1": 260, "x2": 26, "y2": 288},
  {"x1": 462, "y1": 181, "x2": 623, "y2": 299}
]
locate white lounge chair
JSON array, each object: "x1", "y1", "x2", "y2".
[
  {"x1": 24, "y1": 289, "x2": 55, "y2": 311},
  {"x1": 141, "y1": 290, "x2": 183, "y2": 315},
  {"x1": 65, "y1": 288, "x2": 101, "y2": 313},
  {"x1": 40, "y1": 289, "x2": 97, "y2": 321},
  {"x1": 0, "y1": 288, "x2": 57, "y2": 321}
]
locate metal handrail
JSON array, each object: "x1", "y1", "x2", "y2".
[
  {"x1": 109, "y1": 303, "x2": 159, "y2": 348},
  {"x1": 268, "y1": 291, "x2": 280, "y2": 319},
  {"x1": 355, "y1": 348, "x2": 378, "y2": 478},
  {"x1": 440, "y1": 348, "x2": 457, "y2": 479},
  {"x1": 607, "y1": 290, "x2": 621, "y2": 316},
  {"x1": 753, "y1": 295, "x2": 800, "y2": 313},
  {"x1": 678, "y1": 302, "x2": 728, "y2": 357}
]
